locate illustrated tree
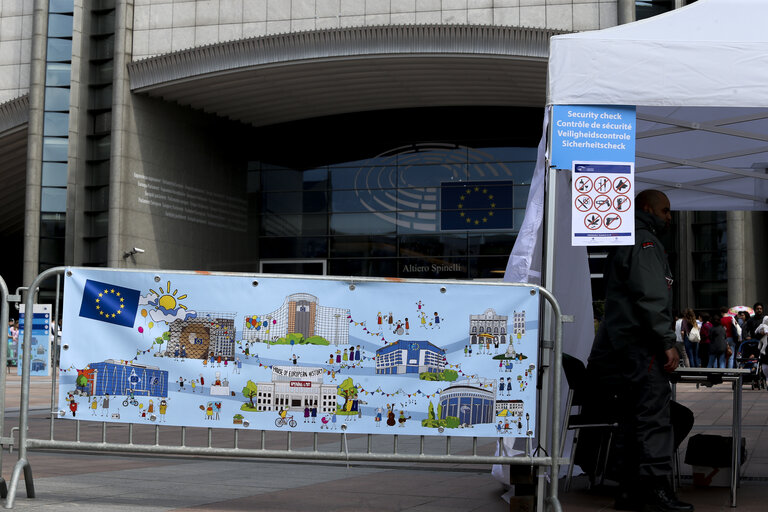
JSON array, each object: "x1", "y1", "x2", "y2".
[
  {"x1": 155, "y1": 331, "x2": 170, "y2": 352},
  {"x1": 242, "y1": 380, "x2": 258, "y2": 408},
  {"x1": 76, "y1": 373, "x2": 88, "y2": 389},
  {"x1": 427, "y1": 401, "x2": 435, "y2": 420},
  {"x1": 437, "y1": 403, "x2": 443, "y2": 420},
  {"x1": 337, "y1": 377, "x2": 358, "y2": 411}
]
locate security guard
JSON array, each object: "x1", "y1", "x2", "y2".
[{"x1": 587, "y1": 190, "x2": 693, "y2": 512}]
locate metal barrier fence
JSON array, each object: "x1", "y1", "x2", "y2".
[{"x1": 3, "y1": 267, "x2": 565, "y2": 511}]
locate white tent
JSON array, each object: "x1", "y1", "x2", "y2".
[{"x1": 500, "y1": 0, "x2": 768, "y2": 496}]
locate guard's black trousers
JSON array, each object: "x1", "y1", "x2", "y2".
[{"x1": 583, "y1": 344, "x2": 681, "y2": 485}]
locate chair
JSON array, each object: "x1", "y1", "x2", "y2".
[{"x1": 560, "y1": 353, "x2": 619, "y2": 490}]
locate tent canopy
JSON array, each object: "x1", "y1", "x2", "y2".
[{"x1": 547, "y1": 0, "x2": 768, "y2": 211}]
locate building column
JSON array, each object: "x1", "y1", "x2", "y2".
[
  {"x1": 726, "y1": 211, "x2": 747, "y2": 306},
  {"x1": 22, "y1": 0, "x2": 49, "y2": 288}
]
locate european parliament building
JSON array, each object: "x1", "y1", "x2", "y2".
[{"x1": 0, "y1": 0, "x2": 763, "y2": 312}]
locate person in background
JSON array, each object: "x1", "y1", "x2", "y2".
[
  {"x1": 681, "y1": 309, "x2": 698, "y2": 368},
  {"x1": 708, "y1": 314, "x2": 727, "y2": 368},
  {"x1": 698, "y1": 313, "x2": 712, "y2": 368},
  {"x1": 719, "y1": 307, "x2": 738, "y2": 368}
]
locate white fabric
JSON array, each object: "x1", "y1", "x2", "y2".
[
  {"x1": 547, "y1": 0, "x2": 768, "y2": 212},
  {"x1": 548, "y1": 0, "x2": 768, "y2": 108}
]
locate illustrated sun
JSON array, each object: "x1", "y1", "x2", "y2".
[{"x1": 149, "y1": 280, "x2": 188, "y2": 312}]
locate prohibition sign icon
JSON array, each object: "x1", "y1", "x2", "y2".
[
  {"x1": 575, "y1": 194, "x2": 593, "y2": 212},
  {"x1": 594, "y1": 194, "x2": 612, "y2": 212},
  {"x1": 614, "y1": 195, "x2": 631, "y2": 212},
  {"x1": 584, "y1": 213, "x2": 602, "y2": 230},
  {"x1": 613, "y1": 176, "x2": 631, "y2": 194},
  {"x1": 574, "y1": 176, "x2": 593, "y2": 193},
  {"x1": 594, "y1": 176, "x2": 612, "y2": 194},
  {"x1": 605, "y1": 214, "x2": 622, "y2": 230}
]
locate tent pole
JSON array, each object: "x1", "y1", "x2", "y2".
[{"x1": 536, "y1": 108, "x2": 558, "y2": 511}]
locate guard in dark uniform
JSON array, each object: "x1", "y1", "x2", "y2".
[{"x1": 586, "y1": 190, "x2": 693, "y2": 512}]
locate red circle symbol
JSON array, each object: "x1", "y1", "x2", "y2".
[
  {"x1": 614, "y1": 195, "x2": 631, "y2": 212},
  {"x1": 594, "y1": 194, "x2": 612, "y2": 212},
  {"x1": 594, "y1": 176, "x2": 612, "y2": 194},
  {"x1": 575, "y1": 194, "x2": 593, "y2": 212},
  {"x1": 613, "y1": 177, "x2": 631, "y2": 194},
  {"x1": 574, "y1": 176, "x2": 593, "y2": 193},
  {"x1": 605, "y1": 214, "x2": 622, "y2": 230},
  {"x1": 584, "y1": 214, "x2": 602, "y2": 230}
]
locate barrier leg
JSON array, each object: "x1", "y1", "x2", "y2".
[
  {"x1": 0, "y1": 478, "x2": 7, "y2": 499},
  {"x1": 3, "y1": 458, "x2": 35, "y2": 509}
]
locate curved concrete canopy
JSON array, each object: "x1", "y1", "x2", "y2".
[
  {"x1": 0, "y1": 95, "x2": 29, "y2": 237},
  {"x1": 128, "y1": 25, "x2": 563, "y2": 128}
]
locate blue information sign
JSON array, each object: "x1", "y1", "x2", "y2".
[{"x1": 550, "y1": 105, "x2": 636, "y2": 170}]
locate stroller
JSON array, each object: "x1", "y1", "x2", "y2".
[{"x1": 736, "y1": 340, "x2": 766, "y2": 390}]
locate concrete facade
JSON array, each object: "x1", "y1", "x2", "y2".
[
  {"x1": 0, "y1": 0, "x2": 766, "y2": 312},
  {"x1": 132, "y1": 0, "x2": 618, "y2": 59}
]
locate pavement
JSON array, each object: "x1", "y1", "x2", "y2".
[{"x1": 1, "y1": 373, "x2": 767, "y2": 511}]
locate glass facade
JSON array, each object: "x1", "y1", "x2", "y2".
[
  {"x1": 691, "y1": 211, "x2": 728, "y2": 311},
  {"x1": 40, "y1": 0, "x2": 74, "y2": 271},
  {"x1": 249, "y1": 144, "x2": 536, "y2": 279}
]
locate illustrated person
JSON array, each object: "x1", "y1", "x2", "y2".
[
  {"x1": 159, "y1": 399, "x2": 168, "y2": 422},
  {"x1": 101, "y1": 393, "x2": 110, "y2": 417},
  {"x1": 584, "y1": 190, "x2": 693, "y2": 512}
]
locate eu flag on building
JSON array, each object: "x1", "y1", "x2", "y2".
[
  {"x1": 440, "y1": 181, "x2": 514, "y2": 231},
  {"x1": 79, "y1": 279, "x2": 141, "y2": 328}
]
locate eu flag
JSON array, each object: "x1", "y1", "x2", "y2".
[
  {"x1": 79, "y1": 279, "x2": 141, "y2": 328},
  {"x1": 441, "y1": 180, "x2": 514, "y2": 231}
]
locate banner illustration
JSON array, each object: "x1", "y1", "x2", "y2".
[{"x1": 60, "y1": 269, "x2": 539, "y2": 437}]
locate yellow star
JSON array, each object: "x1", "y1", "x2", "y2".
[
  {"x1": 489, "y1": 194, "x2": 494, "y2": 200},
  {"x1": 120, "y1": 297, "x2": 124, "y2": 302},
  {"x1": 474, "y1": 186, "x2": 480, "y2": 192},
  {"x1": 474, "y1": 220, "x2": 480, "y2": 225},
  {"x1": 110, "y1": 289, "x2": 115, "y2": 294},
  {"x1": 482, "y1": 188, "x2": 488, "y2": 194},
  {"x1": 465, "y1": 188, "x2": 471, "y2": 194},
  {"x1": 466, "y1": 218, "x2": 471, "y2": 223},
  {"x1": 483, "y1": 217, "x2": 488, "y2": 223},
  {"x1": 103, "y1": 289, "x2": 108, "y2": 294},
  {"x1": 95, "y1": 305, "x2": 100, "y2": 310},
  {"x1": 458, "y1": 204, "x2": 463, "y2": 209},
  {"x1": 95, "y1": 298, "x2": 100, "y2": 303},
  {"x1": 111, "y1": 313, "x2": 116, "y2": 318},
  {"x1": 459, "y1": 195, "x2": 465, "y2": 200},
  {"x1": 489, "y1": 212, "x2": 494, "y2": 216},
  {"x1": 99, "y1": 311, "x2": 104, "y2": 316},
  {"x1": 98, "y1": 293, "x2": 103, "y2": 298},
  {"x1": 120, "y1": 303, "x2": 124, "y2": 309},
  {"x1": 116, "y1": 292, "x2": 120, "y2": 297},
  {"x1": 117, "y1": 310, "x2": 122, "y2": 315}
]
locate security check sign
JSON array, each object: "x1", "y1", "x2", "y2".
[
  {"x1": 550, "y1": 105, "x2": 636, "y2": 246},
  {"x1": 571, "y1": 162, "x2": 634, "y2": 246}
]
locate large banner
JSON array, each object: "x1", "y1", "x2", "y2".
[{"x1": 59, "y1": 268, "x2": 539, "y2": 438}]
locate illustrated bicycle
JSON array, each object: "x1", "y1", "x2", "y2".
[{"x1": 275, "y1": 415, "x2": 297, "y2": 428}]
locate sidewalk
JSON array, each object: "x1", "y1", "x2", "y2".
[{"x1": 1, "y1": 374, "x2": 766, "y2": 511}]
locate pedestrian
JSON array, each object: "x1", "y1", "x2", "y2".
[
  {"x1": 698, "y1": 313, "x2": 712, "y2": 367},
  {"x1": 681, "y1": 308, "x2": 699, "y2": 368},
  {"x1": 584, "y1": 190, "x2": 693, "y2": 512},
  {"x1": 708, "y1": 314, "x2": 727, "y2": 368}
]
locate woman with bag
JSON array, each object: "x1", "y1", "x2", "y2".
[{"x1": 681, "y1": 308, "x2": 700, "y2": 367}]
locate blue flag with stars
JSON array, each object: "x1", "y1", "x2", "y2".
[
  {"x1": 79, "y1": 279, "x2": 140, "y2": 328},
  {"x1": 440, "y1": 180, "x2": 514, "y2": 230}
]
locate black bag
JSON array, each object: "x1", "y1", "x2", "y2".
[{"x1": 684, "y1": 434, "x2": 746, "y2": 468}]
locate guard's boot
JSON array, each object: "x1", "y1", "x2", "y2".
[{"x1": 637, "y1": 478, "x2": 694, "y2": 512}]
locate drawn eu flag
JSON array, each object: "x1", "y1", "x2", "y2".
[
  {"x1": 440, "y1": 180, "x2": 514, "y2": 231},
  {"x1": 79, "y1": 279, "x2": 141, "y2": 328}
]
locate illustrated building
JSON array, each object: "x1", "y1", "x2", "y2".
[
  {"x1": 495, "y1": 399, "x2": 525, "y2": 417},
  {"x1": 469, "y1": 308, "x2": 508, "y2": 346},
  {"x1": 166, "y1": 312, "x2": 236, "y2": 361},
  {"x1": 375, "y1": 340, "x2": 445, "y2": 375},
  {"x1": 86, "y1": 359, "x2": 169, "y2": 398},
  {"x1": 438, "y1": 381, "x2": 496, "y2": 426},
  {"x1": 255, "y1": 365, "x2": 337, "y2": 413},
  {"x1": 243, "y1": 293, "x2": 349, "y2": 345},
  {"x1": 513, "y1": 311, "x2": 526, "y2": 337}
]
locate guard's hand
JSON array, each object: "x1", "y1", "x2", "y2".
[{"x1": 663, "y1": 348, "x2": 680, "y2": 372}]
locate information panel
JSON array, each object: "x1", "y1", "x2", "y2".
[
  {"x1": 571, "y1": 161, "x2": 635, "y2": 246},
  {"x1": 18, "y1": 304, "x2": 52, "y2": 377},
  {"x1": 59, "y1": 269, "x2": 540, "y2": 438}
]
